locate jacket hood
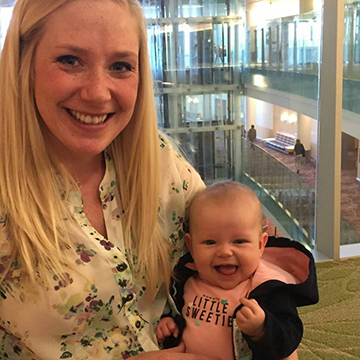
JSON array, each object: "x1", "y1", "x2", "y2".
[
  {"x1": 174, "y1": 236, "x2": 318, "y2": 308},
  {"x1": 249, "y1": 236, "x2": 319, "y2": 307}
]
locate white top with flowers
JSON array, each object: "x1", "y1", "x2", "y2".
[{"x1": 0, "y1": 134, "x2": 204, "y2": 360}]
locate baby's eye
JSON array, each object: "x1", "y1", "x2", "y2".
[
  {"x1": 110, "y1": 62, "x2": 133, "y2": 73},
  {"x1": 234, "y1": 239, "x2": 245, "y2": 244},
  {"x1": 56, "y1": 55, "x2": 79, "y2": 66},
  {"x1": 204, "y1": 240, "x2": 216, "y2": 245}
]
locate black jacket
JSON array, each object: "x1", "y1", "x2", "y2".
[{"x1": 164, "y1": 237, "x2": 319, "y2": 360}]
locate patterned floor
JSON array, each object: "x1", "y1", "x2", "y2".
[
  {"x1": 256, "y1": 140, "x2": 360, "y2": 240},
  {"x1": 298, "y1": 257, "x2": 360, "y2": 359}
]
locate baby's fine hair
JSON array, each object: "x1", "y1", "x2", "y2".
[{"x1": 188, "y1": 181, "x2": 267, "y2": 233}]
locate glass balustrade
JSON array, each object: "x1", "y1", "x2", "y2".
[
  {"x1": 170, "y1": 128, "x2": 316, "y2": 249},
  {"x1": 240, "y1": 139, "x2": 315, "y2": 249}
]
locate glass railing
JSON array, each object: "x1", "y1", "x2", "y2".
[
  {"x1": 142, "y1": 0, "x2": 240, "y2": 19},
  {"x1": 171, "y1": 128, "x2": 316, "y2": 249},
  {"x1": 239, "y1": 138, "x2": 315, "y2": 249},
  {"x1": 169, "y1": 128, "x2": 236, "y2": 182},
  {"x1": 242, "y1": 67, "x2": 360, "y2": 117},
  {"x1": 172, "y1": 129, "x2": 360, "y2": 249},
  {"x1": 242, "y1": 68, "x2": 318, "y2": 101}
]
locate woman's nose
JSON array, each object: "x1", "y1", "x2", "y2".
[{"x1": 80, "y1": 70, "x2": 112, "y2": 103}]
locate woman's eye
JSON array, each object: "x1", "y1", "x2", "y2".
[
  {"x1": 56, "y1": 55, "x2": 79, "y2": 66},
  {"x1": 111, "y1": 62, "x2": 133, "y2": 72}
]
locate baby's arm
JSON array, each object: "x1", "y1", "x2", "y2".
[
  {"x1": 239, "y1": 290, "x2": 303, "y2": 359},
  {"x1": 156, "y1": 317, "x2": 180, "y2": 343},
  {"x1": 235, "y1": 298, "x2": 265, "y2": 341},
  {"x1": 236, "y1": 298, "x2": 300, "y2": 359}
]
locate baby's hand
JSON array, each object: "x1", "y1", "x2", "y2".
[
  {"x1": 156, "y1": 317, "x2": 179, "y2": 343},
  {"x1": 236, "y1": 298, "x2": 265, "y2": 341}
]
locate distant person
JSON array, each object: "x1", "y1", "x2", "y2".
[
  {"x1": 214, "y1": 45, "x2": 225, "y2": 64},
  {"x1": 214, "y1": 45, "x2": 220, "y2": 64},
  {"x1": 294, "y1": 139, "x2": 305, "y2": 174},
  {"x1": 247, "y1": 124, "x2": 257, "y2": 149},
  {"x1": 156, "y1": 182, "x2": 318, "y2": 360}
]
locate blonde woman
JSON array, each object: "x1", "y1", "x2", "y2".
[{"x1": 0, "y1": 0, "x2": 221, "y2": 359}]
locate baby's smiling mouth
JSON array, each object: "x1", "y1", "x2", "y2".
[
  {"x1": 67, "y1": 109, "x2": 113, "y2": 125},
  {"x1": 215, "y1": 265, "x2": 238, "y2": 275}
]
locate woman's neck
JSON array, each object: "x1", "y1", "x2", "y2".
[{"x1": 56, "y1": 150, "x2": 106, "y2": 190}]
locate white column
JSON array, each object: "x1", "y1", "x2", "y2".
[
  {"x1": 234, "y1": 93, "x2": 242, "y2": 182},
  {"x1": 203, "y1": 94, "x2": 212, "y2": 126},
  {"x1": 268, "y1": 26, "x2": 273, "y2": 70},
  {"x1": 347, "y1": 6, "x2": 354, "y2": 78},
  {"x1": 169, "y1": 95, "x2": 180, "y2": 144},
  {"x1": 316, "y1": 0, "x2": 344, "y2": 259}
]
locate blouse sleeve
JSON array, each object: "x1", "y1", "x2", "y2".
[
  {"x1": 158, "y1": 133, "x2": 205, "y2": 251},
  {"x1": 0, "y1": 326, "x2": 42, "y2": 360},
  {"x1": 0, "y1": 220, "x2": 40, "y2": 359},
  {"x1": 0, "y1": 217, "x2": 20, "y2": 289}
]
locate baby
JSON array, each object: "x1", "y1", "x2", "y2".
[{"x1": 157, "y1": 181, "x2": 318, "y2": 360}]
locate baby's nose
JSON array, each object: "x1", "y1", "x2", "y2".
[{"x1": 217, "y1": 244, "x2": 233, "y2": 257}]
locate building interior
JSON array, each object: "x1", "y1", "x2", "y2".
[{"x1": 1, "y1": 0, "x2": 359, "y2": 260}]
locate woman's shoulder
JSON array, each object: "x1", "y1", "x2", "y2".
[
  {"x1": 159, "y1": 133, "x2": 205, "y2": 206},
  {"x1": 158, "y1": 132, "x2": 204, "y2": 193},
  {"x1": 0, "y1": 215, "x2": 16, "y2": 280},
  {"x1": 0, "y1": 214, "x2": 10, "y2": 249},
  {"x1": 158, "y1": 132, "x2": 179, "y2": 155},
  {"x1": 159, "y1": 132, "x2": 187, "y2": 167},
  {"x1": 158, "y1": 132, "x2": 196, "y2": 172}
]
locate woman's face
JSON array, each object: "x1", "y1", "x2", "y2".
[{"x1": 34, "y1": 0, "x2": 140, "y2": 161}]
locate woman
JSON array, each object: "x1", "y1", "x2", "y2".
[
  {"x1": 0, "y1": 0, "x2": 214, "y2": 359},
  {"x1": 0, "y1": 1, "x2": 300, "y2": 359}
]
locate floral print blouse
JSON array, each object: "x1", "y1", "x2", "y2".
[{"x1": 0, "y1": 135, "x2": 204, "y2": 360}]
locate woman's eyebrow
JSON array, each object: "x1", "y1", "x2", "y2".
[
  {"x1": 54, "y1": 45, "x2": 138, "y2": 59},
  {"x1": 54, "y1": 44, "x2": 88, "y2": 54}
]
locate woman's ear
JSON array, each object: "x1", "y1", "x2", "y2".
[
  {"x1": 259, "y1": 232, "x2": 268, "y2": 256},
  {"x1": 185, "y1": 233, "x2": 193, "y2": 255}
]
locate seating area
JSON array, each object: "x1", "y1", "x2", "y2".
[{"x1": 264, "y1": 132, "x2": 296, "y2": 154}]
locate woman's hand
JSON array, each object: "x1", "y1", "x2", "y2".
[{"x1": 132, "y1": 343, "x2": 221, "y2": 360}]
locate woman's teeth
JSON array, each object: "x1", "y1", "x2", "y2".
[{"x1": 69, "y1": 109, "x2": 108, "y2": 125}]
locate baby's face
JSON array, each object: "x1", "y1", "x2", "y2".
[{"x1": 186, "y1": 197, "x2": 267, "y2": 290}]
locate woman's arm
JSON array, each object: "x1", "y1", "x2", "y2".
[{"x1": 132, "y1": 343, "x2": 220, "y2": 360}]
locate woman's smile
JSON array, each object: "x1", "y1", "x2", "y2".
[{"x1": 67, "y1": 109, "x2": 112, "y2": 125}]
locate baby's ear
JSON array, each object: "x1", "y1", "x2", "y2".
[
  {"x1": 259, "y1": 232, "x2": 268, "y2": 256},
  {"x1": 185, "y1": 233, "x2": 193, "y2": 254}
]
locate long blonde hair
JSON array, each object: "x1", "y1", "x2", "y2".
[{"x1": 0, "y1": 0, "x2": 171, "y2": 298}]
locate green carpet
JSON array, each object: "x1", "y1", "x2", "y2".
[{"x1": 298, "y1": 257, "x2": 360, "y2": 359}]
